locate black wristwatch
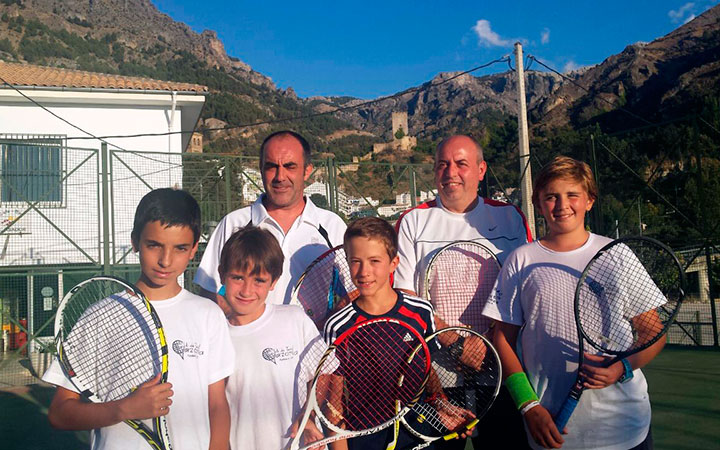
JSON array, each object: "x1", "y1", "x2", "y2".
[
  {"x1": 448, "y1": 336, "x2": 465, "y2": 360},
  {"x1": 618, "y1": 358, "x2": 634, "y2": 383}
]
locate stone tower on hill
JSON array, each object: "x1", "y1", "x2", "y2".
[{"x1": 373, "y1": 111, "x2": 417, "y2": 154}]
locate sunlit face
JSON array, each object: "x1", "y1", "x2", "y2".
[
  {"x1": 134, "y1": 221, "x2": 198, "y2": 298},
  {"x1": 538, "y1": 178, "x2": 595, "y2": 237},
  {"x1": 261, "y1": 135, "x2": 312, "y2": 210},
  {"x1": 434, "y1": 136, "x2": 487, "y2": 213},
  {"x1": 222, "y1": 265, "x2": 277, "y2": 326},
  {"x1": 345, "y1": 236, "x2": 398, "y2": 298}
]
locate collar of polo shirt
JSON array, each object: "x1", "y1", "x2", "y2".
[{"x1": 250, "y1": 194, "x2": 321, "y2": 230}]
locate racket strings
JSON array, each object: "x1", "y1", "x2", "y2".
[
  {"x1": 59, "y1": 280, "x2": 164, "y2": 401},
  {"x1": 425, "y1": 243, "x2": 500, "y2": 333},
  {"x1": 578, "y1": 242, "x2": 681, "y2": 353},
  {"x1": 407, "y1": 329, "x2": 500, "y2": 438},
  {"x1": 314, "y1": 321, "x2": 429, "y2": 431},
  {"x1": 293, "y1": 247, "x2": 356, "y2": 329}
]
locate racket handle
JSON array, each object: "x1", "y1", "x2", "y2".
[{"x1": 553, "y1": 397, "x2": 578, "y2": 432}]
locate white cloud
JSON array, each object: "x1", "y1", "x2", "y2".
[
  {"x1": 563, "y1": 61, "x2": 581, "y2": 73},
  {"x1": 668, "y1": 2, "x2": 695, "y2": 23},
  {"x1": 472, "y1": 19, "x2": 515, "y2": 47},
  {"x1": 541, "y1": 28, "x2": 550, "y2": 45}
]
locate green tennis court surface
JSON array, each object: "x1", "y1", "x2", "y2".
[
  {"x1": 642, "y1": 346, "x2": 720, "y2": 450},
  {"x1": 1, "y1": 346, "x2": 718, "y2": 449}
]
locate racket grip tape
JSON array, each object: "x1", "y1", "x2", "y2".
[{"x1": 554, "y1": 397, "x2": 578, "y2": 432}]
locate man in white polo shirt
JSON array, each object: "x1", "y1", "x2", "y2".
[
  {"x1": 394, "y1": 134, "x2": 532, "y2": 449},
  {"x1": 194, "y1": 131, "x2": 346, "y2": 306}
]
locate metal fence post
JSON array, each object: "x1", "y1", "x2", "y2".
[
  {"x1": 410, "y1": 167, "x2": 417, "y2": 208},
  {"x1": 101, "y1": 143, "x2": 111, "y2": 275},
  {"x1": 224, "y1": 156, "x2": 232, "y2": 215},
  {"x1": 327, "y1": 158, "x2": 337, "y2": 214},
  {"x1": 706, "y1": 244, "x2": 719, "y2": 347}
]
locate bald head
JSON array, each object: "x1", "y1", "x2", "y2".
[
  {"x1": 436, "y1": 135, "x2": 484, "y2": 164},
  {"x1": 433, "y1": 134, "x2": 487, "y2": 213}
]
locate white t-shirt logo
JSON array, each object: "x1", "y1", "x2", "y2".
[
  {"x1": 262, "y1": 346, "x2": 299, "y2": 365},
  {"x1": 172, "y1": 339, "x2": 205, "y2": 360}
]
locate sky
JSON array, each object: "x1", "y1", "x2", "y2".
[{"x1": 153, "y1": 0, "x2": 718, "y2": 99}]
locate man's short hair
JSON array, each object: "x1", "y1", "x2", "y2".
[
  {"x1": 344, "y1": 217, "x2": 398, "y2": 260},
  {"x1": 131, "y1": 188, "x2": 201, "y2": 246},
  {"x1": 218, "y1": 226, "x2": 284, "y2": 282},
  {"x1": 436, "y1": 135, "x2": 484, "y2": 163},
  {"x1": 532, "y1": 156, "x2": 599, "y2": 208},
  {"x1": 259, "y1": 130, "x2": 312, "y2": 167}
]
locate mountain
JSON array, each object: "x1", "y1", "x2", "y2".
[
  {"x1": 1, "y1": 0, "x2": 719, "y2": 154},
  {"x1": 532, "y1": 4, "x2": 720, "y2": 130},
  {"x1": 306, "y1": 70, "x2": 564, "y2": 141},
  {"x1": 0, "y1": 0, "x2": 358, "y2": 155}
]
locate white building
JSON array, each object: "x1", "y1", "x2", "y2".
[
  {"x1": 0, "y1": 61, "x2": 206, "y2": 267},
  {"x1": 242, "y1": 167, "x2": 264, "y2": 203}
]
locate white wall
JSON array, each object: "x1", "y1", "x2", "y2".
[{"x1": 0, "y1": 89, "x2": 204, "y2": 267}]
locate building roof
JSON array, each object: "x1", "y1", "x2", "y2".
[{"x1": 0, "y1": 60, "x2": 207, "y2": 93}]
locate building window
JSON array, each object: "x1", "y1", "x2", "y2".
[{"x1": 0, "y1": 136, "x2": 64, "y2": 206}]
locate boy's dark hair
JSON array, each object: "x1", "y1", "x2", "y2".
[
  {"x1": 532, "y1": 156, "x2": 599, "y2": 208},
  {"x1": 259, "y1": 130, "x2": 311, "y2": 168},
  {"x1": 344, "y1": 217, "x2": 398, "y2": 259},
  {"x1": 218, "y1": 226, "x2": 284, "y2": 282},
  {"x1": 131, "y1": 188, "x2": 201, "y2": 246}
]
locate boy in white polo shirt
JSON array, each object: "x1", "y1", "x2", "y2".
[{"x1": 219, "y1": 226, "x2": 324, "y2": 450}]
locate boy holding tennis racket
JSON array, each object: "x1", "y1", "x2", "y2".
[
  {"x1": 483, "y1": 157, "x2": 663, "y2": 449},
  {"x1": 321, "y1": 217, "x2": 470, "y2": 450},
  {"x1": 44, "y1": 188, "x2": 235, "y2": 450},
  {"x1": 216, "y1": 226, "x2": 326, "y2": 450}
]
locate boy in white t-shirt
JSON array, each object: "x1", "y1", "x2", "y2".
[
  {"x1": 43, "y1": 188, "x2": 235, "y2": 450},
  {"x1": 483, "y1": 157, "x2": 664, "y2": 450},
  {"x1": 218, "y1": 226, "x2": 324, "y2": 450}
]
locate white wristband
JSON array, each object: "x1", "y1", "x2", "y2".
[{"x1": 520, "y1": 400, "x2": 540, "y2": 416}]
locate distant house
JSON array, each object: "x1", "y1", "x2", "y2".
[{"x1": 0, "y1": 60, "x2": 207, "y2": 268}]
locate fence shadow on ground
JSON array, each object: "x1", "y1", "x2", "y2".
[{"x1": 0, "y1": 383, "x2": 88, "y2": 449}]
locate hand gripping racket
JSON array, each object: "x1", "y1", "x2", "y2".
[
  {"x1": 54, "y1": 276, "x2": 172, "y2": 450},
  {"x1": 289, "y1": 318, "x2": 431, "y2": 450},
  {"x1": 290, "y1": 245, "x2": 358, "y2": 330},
  {"x1": 554, "y1": 236, "x2": 685, "y2": 431},
  {"x1": 424, "y1": 241, "x2": 501, "y2": 334},
  {"x1": 402, "y1": 327, "x2": 502, "y2": 449}
]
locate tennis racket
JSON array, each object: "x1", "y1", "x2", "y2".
[
  {"x1": 424, "y1": 241, "x2": 501, "y2": 334},
  {"x1": 289, "y1": 317, "x2": 431, "y2": 450},
  {"x1": 402, "y1": 327, "x2": 502, "y2": 449},
  {"x1": 54, "y1": 276, "x2": 172, "y2": 450},
  {"x1": 290, "y1": 245, "x2": 357, "y2": 330},
  {"x1": 554, "y1": 236, "x2": 685, "y2": 431}
]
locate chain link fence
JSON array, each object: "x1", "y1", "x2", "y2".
[{"x1": 1, "y1": 141, "x2": 718, "y2": 387}]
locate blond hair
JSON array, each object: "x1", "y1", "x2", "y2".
[{"x1": 532, "y1": 156, "x2": 598, "y2": 208}]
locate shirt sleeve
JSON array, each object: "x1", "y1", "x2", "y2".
[
  {"x1": 194, "y1": 216, "x2": 232, "y2": 294},
  {"x1": 394, "y1": 213, "x2": 418, "y2": 292},
  {"x1": 483, "y1": 253, "x2": 524, "y2": 326},
  {"x1": 328, "y1": 214, "x2": 347, "y2": 248},
  {"x1": 206, "y1": 305, "x2": 235, "y2": 384},
  {"x1": 41, "y1": 358, "x2": 78, "y2": 392}
]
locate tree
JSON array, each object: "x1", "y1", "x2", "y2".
[
  {"x1": 310, "y1": 193, "x2": 328, "y2": 209},
  {"x1": 395, "y1": 126, "x2": 405, "y2": 140}
]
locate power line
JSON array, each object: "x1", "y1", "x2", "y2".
[{"x1": 38, "y1": 55, "x2": 509, "y2": 141}]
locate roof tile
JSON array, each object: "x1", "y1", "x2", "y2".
[{"x1": 0, "y1": 60, "x2": 207, "y2": 93}]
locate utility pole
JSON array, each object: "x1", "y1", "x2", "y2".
[{"x1": 515, "y1": 42, "x2": 536, "y2": 238}]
